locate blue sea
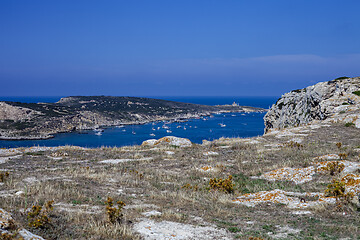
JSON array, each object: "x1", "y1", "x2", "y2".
[{"x1": 0, "y1": 96, "x2": 278, "y2": 148}]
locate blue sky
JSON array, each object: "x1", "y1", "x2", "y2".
[{"x1": 1, "y1": 0, "x2": 360, "y2": 97}]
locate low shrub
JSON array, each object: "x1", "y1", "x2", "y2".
[
  {"x1": 338, "y1": 153, "x2": 348, "y2": 160},
  {"x1": 209, "y1": 175, "x2": 234, "y2": 193},
  {"x1": 352, "y1": 91, "x2": 360, "y2": 96},
  {"x1": 345, "y1": 122, "x2": 355, "y2": 127},
  {"x1": 322, "y1": 161, "x2": 345, "y2": 176},
  {"x1": 228, "y1": 226, "x2": 241, "y2": 233},
  {"x1": 0, "y1": 171, "x2": 9, "y2": 182},
  {"x1": 105, "y1": 197, "x2": 126, "y2": 224},
  {"x1": 281, "y1": 141, "x2": 303, "y2": 149},
  {"x1": 334, "y1": 76, "x2": 349, "y2": 80},
  {"x1": 324, "y1": 180, "x2": 354, "y2": 203},
  {"x1": 28, "y1": 200, "x2": 54, "y2": 228},
  {"x1": 181, "y1": 183, "x2": 198, "y2": 191}
]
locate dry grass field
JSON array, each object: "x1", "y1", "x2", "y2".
[{"x1": 1, "y1": 122, "x2": 360, "y2": 239}]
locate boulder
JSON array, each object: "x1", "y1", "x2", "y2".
[{"x1": 142, "y1": 136, "x2": 192, "y2": 147}]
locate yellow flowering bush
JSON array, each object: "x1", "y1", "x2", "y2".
[
  {"x1": 105, "y1": 197, "x2": 126, "y2": 224},
  {"x1": 209, "y1": 175, "x2": 234, "y2": 193},
  {"x1": 28, "y1": 200, "x2": 54, "y2": 228}
]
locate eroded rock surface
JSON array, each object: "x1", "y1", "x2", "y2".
[
  {"x1": 0, "y1": 208, "x2": 44, "y2": 240},
  {"x1": 265, "y1": 77, "x2": 360, "y2": 132}
]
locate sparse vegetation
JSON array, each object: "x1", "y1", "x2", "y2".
[
  {"x1": 324, "y1": 180, "x2": 354, "y2": 206},
  {"x1": 0, "y1": 122, "x2": 359, "y2": 239},
  {"x1": 0, "y1": 171, "x2": 9, "y2": 182},
  {"x1": 322, "y1": 161, "x2": 345, "y2": 176},
  {"x1": 345, "y1": 122, "x2": 355, "y2": 127},
  {"x1": 105, "y1": 197, "x2": 126, "y2": 224},
  {"x1": 181, "y1": 183, "x2": 199, "y2": 191},
  {"x1": 281, "y1": 141, "x2": 303, "y2": 149},
  {"x1": 338, "y1": 153, "x2": 348, "y2": 159},
  {"x1": 27, "y1": 200, "x2": 54, "y2": 228}
]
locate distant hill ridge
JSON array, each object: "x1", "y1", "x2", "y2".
[{"x1": 0, "y1": 96, "x2": 264, "y2": 140}]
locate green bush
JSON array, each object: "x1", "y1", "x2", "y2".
[
  {"x1": 345, "y1": 122, "x2": 355, "y2": 127},
  {"x1": 228, "y1": 226, "x2": 241, "y2": 233},
  {"x1": 352, "y1": 91, "x2": 360, "y2": 96},
  {"x1": 334, "y1": 76, "x2": 349, "y2": 80}
]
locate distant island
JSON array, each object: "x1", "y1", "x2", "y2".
[{"x1": 0, "y1": 96, "x2": 265, "y2": 140}]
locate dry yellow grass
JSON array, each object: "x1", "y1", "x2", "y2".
[{"x1": 0, "y1": 123, "x2": 359, "y2": 239}]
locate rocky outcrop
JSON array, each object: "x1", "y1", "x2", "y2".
[
  {"x1": 0, "y1": 208, "x2": 44, "y2": 240},
  {"x1": 264, "y1": 77, "x2": 360, "y2": 133}
]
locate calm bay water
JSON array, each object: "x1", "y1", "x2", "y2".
[{"x1": 0, "y1": 96, "x2": 278, "y2": 148}]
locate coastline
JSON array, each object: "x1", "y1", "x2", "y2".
[{"x1": 0, "y1": 106, "x2": 266, "y2": 141}]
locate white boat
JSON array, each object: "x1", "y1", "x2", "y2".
[
  {"x1": 95, "y1": 131, "x2": 102, "y2": 136},
  {"x1": 122, "y1": 129, "x2": 126, "y2": 132},
  {"x1": 132, "y1": 131, "x2": 136, "y2": 135},
  {"x1": 219, "y1": 123, "x2": 226, "y2": 127},
  {"x1": 162, "y1": 125, "x2": 169, "y2": 129},
  {"x1": 93, "y1": 128, "x2": 104, "y2": 132},
  {"x1": 152, "y1": 128, "x2": 156, "y2": 131},
  {"x1": 150, "y1": 133, "x2": 155, "y2": 137},
  {"x1": 166, "y1": 130, "x2": 172, "y2": 133},
  {"x1": 116, "y1": 125, "x2": 124, "y2": 128}
]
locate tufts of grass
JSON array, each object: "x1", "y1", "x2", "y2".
[{"x1": 233, "y1": 173, "x2": 303, "y2": 194}]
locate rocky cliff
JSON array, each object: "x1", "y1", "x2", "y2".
[
  {"x1": 0, "y1": 96, "x2": 264, "y2": 140},
  {"x1": 264, "y1": 77, "x2": 360, "y2": 133}
]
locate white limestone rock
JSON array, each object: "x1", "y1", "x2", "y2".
[
  {"x1": 265, "y1": 77, "x2": 360, "y2": 132},
  {"x1": 142, "y1": 136, "x2": 192, "y2": 147},
  {"x1": 133, "y1": 219, "x2": 231, "y2": 240}
]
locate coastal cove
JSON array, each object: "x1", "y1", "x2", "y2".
[{"x1": 0, "y1": 96, "x2": 276, "y2": 148}]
